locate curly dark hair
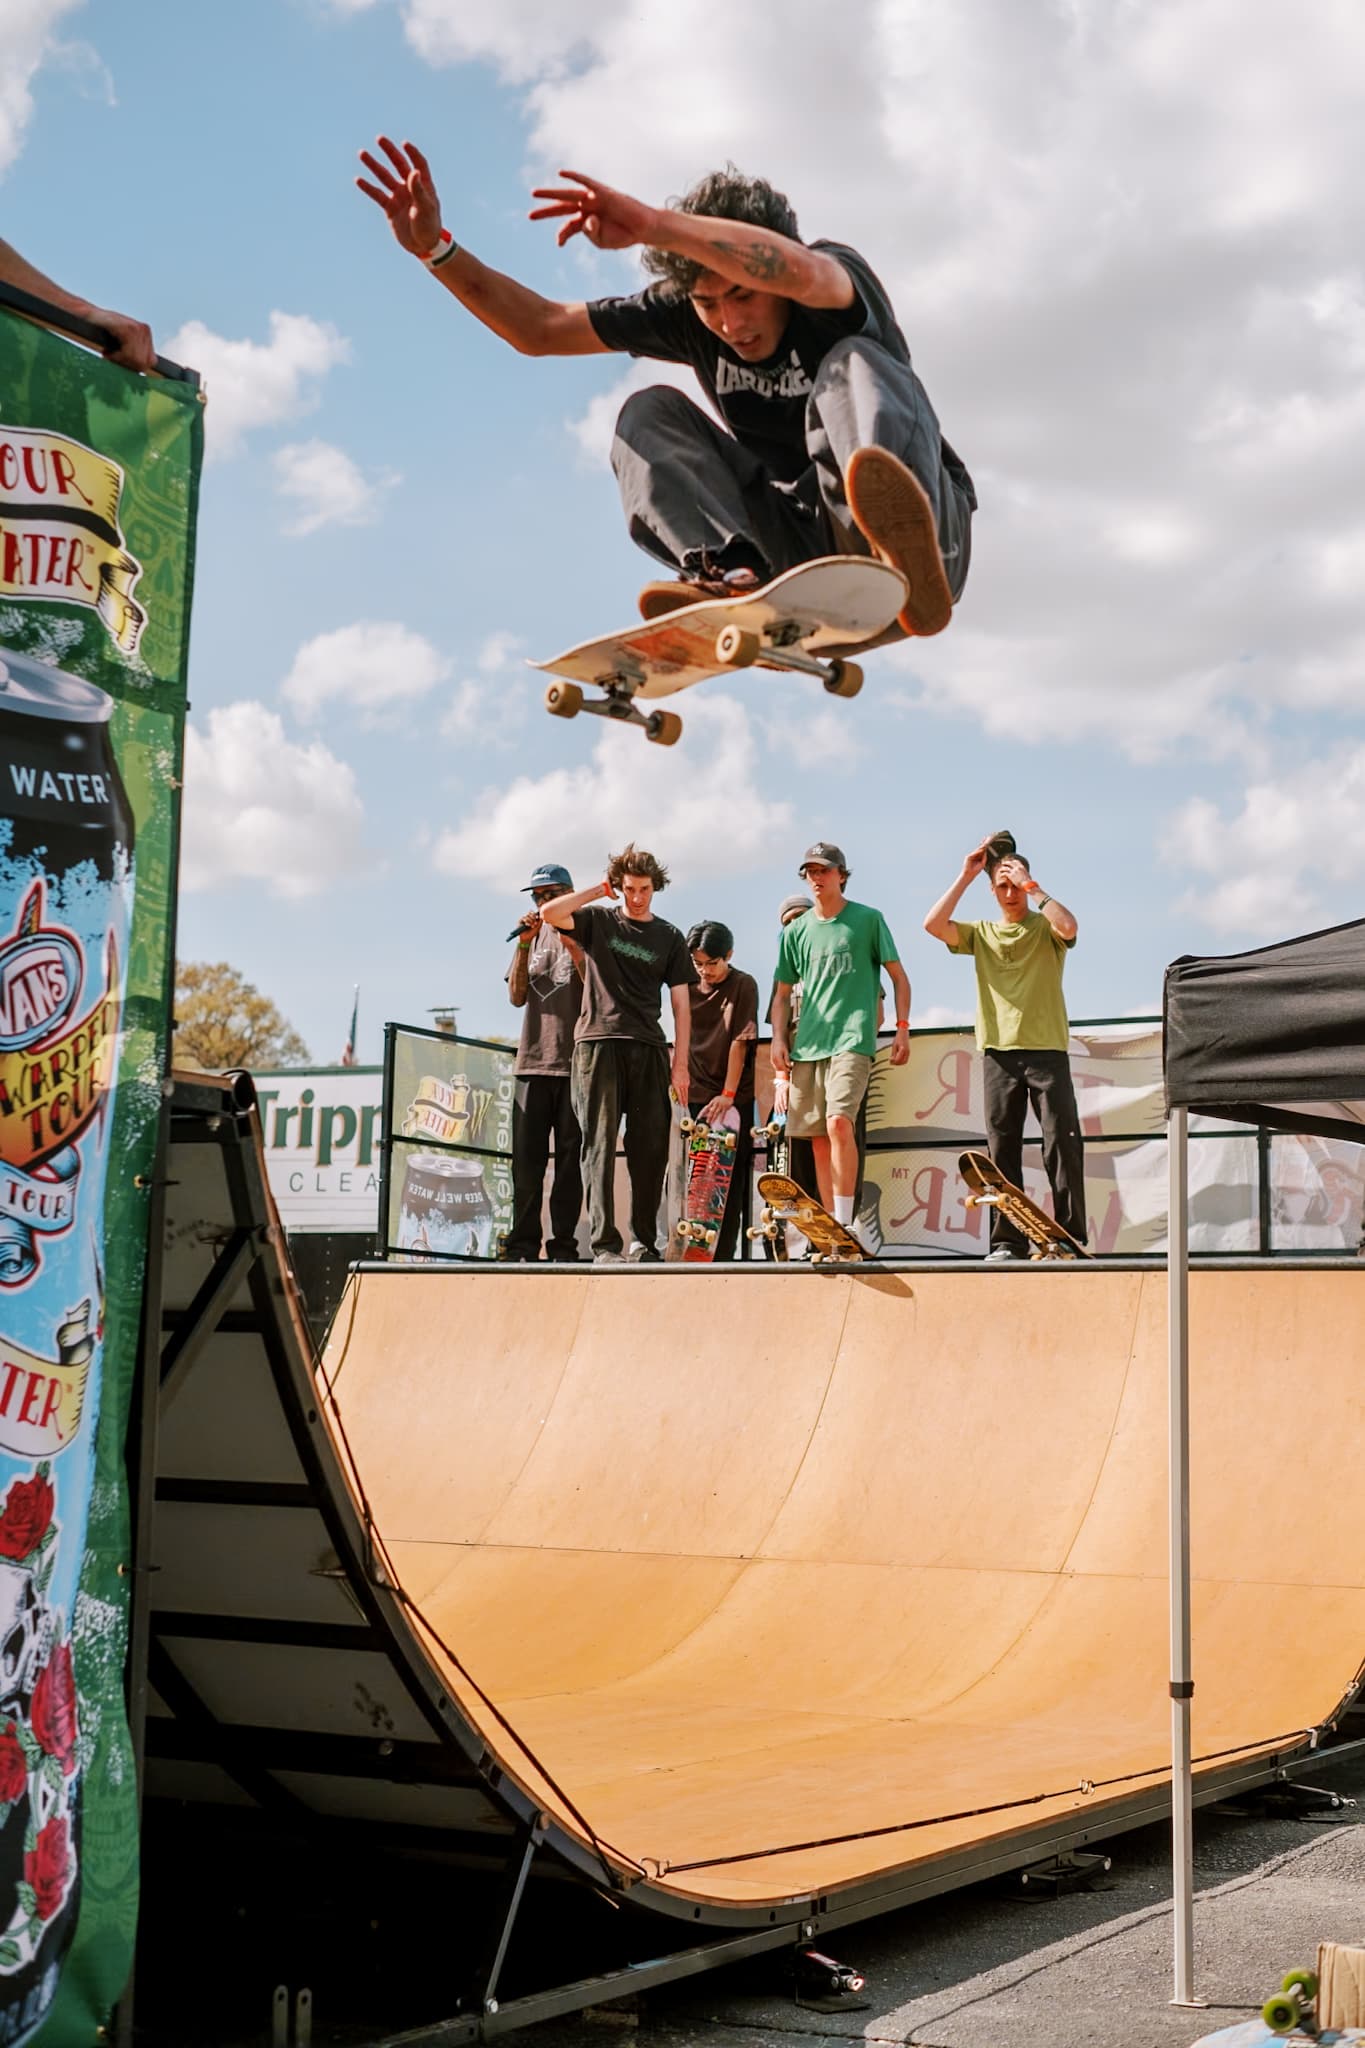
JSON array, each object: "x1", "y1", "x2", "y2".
[
  {"x1": 641, "y1": 165, "x2": 802, "y2": 296},
  {"x1": 607, "y1": 843, "x2": 670, "y2": 891}
]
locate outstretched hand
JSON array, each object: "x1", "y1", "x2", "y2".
[
  {"x1": 356, "y1": 136, "x2": 443, "y2": 257},
  {"x1": 90, "y1": 305, "x2": 156, "y2": 374},
  {"x1": 961, "y1": 835, "x2": 994, "y2": 882},
  {"x1": 529, "y1": 170, "x2": 655, "y2": 251}
]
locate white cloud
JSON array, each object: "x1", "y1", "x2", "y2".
[
  {"x1": 568, "y1": 358, "x2": 716, "y2": 470},
  {"x1": 181, "y1": 702, "x2": 366, "y2": 900},
  {"x1": 0, "y1": 0, "x2": 85, "y2": 176},
  {"x1": 763, "y1": 703, "x2": 863, "y2": 772},
  {"x1": 272, "y1": 439, "x2": 398, "y2": 535},
  {"x1": 432, "y1": 691, "x2": 791, "y2": 889},
  {"x1": 363, "y1": 0, "x2": 1365, "y2": 760},
  {"x1": 440, "y1": 632, "x2": 529, "y2": 743},
  {"x1": 280, "y1": 621, "x2": 451, "y2": 723},
  {"x1": 1165, "y1": 746, "x2": 1365, "y2": 934},
  {"x1": 161, "y1": 312, "x2": 349, "y2": 458},
  {"x1": 914, "y1": 1004, "x2": 975, "y2": 1029}
]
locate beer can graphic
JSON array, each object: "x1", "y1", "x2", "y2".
[
  {"x1": 397, "y1": 1153, "x2": 494, "y2": 1259},
  {"x1": 0, "y1": 649, "x2": 133, "y2": 2041}
]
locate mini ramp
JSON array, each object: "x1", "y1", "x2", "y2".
[{"x1": 141, "y1": 1076, "x2": 1365, "y2": 2038}]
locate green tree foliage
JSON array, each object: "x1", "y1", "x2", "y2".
[{"x1": 174, "y1": 961, "x2": 311, "y2": 1072}]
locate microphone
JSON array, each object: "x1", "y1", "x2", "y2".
[{"x1": 506, "y1": 920, "x2": 533, "y2": 943}]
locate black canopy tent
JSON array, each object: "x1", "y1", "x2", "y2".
[
  {"x1": 1159, "y1": 916, "x2": 1365, "y2": 2006},
  {"x1": 1165, "y1": 915, "x2": 1365, "y2": 1140}
]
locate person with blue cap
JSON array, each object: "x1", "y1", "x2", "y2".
[{"x1": 504, "y1": 862, "x2": 585, "y2": 1261}]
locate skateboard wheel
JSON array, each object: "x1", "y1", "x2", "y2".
[
  {"x1": 545, "y1": 680, "x2": 583, "y2": 718},
  {"x1": 716, "y1": 624, "x2": 761, "y2": 667},
  {"x1": 645, "y1": 709, "x2": 683, "y2": 746},
  {"x1": 1282, "y1": 1970, "x2": 1318, "y2": 2000},
  {"x1": 1262, "y1": 1993, "x2": 1300, "y2": 2033},
  {"x1": 679, "y1": 1117, "x2": 695, "y2": 1133},
  {"x1": 823, "y1": 658, "x2": 863, "y2": 699}
]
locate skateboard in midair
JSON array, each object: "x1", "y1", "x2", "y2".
[
  {"x1": 958, "y1": 1150, "x2": 1091, "y2": 1260},
  {"x1": 750, "y1": 1172, "x2": 870, "y2": 1265},
  {"x1": 672, "y1": 1105, "x2": 741, "y2": 1261},
  {"x1": 534, "y1": 556, "x2": 907, "y2": 745}
]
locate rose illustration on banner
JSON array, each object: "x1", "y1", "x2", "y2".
[
  {"x1": 0, "y1": 1478, "x2": 53, "y2": 1564},
  {"x1": 0, "y1": 1731, "x2": 23, "y2": 1809},
  {"x1": 23, "y1": 1817, "x2": 70, "y2": 1925},
  {"x1": 0, "y1": 1464, "x2": 79, "y2": 1978},
  {"x1": 30, "y1": 1645, "x2": 76, "y2": 1778}
]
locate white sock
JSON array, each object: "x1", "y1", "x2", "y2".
[{"x1": 833, "y1": 1194, "x2": 854, "y2": 1225}]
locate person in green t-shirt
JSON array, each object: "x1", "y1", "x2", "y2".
[
  {"x1": 771, "y1": 841, "x2": 911, "y2": 1240},
  {"x1": 923, "y1": 831, "x2": 1086, "y2": 1259}
]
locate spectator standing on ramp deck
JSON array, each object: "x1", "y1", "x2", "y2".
[
  {"x1": 542, "y1": 847, "x2": 696, "y2": 1263},
  {"x1": 770, "y1": 843, "x2": 911, "y2": 1241},
  {"x1": 355, "y1": 143, "x2": 975, "y2": 638},
  {"x1": 685, "y1": 921, "x2": 759, "y2": 1262},
  {"x1": 923, "y1": 833, "x2": 1086, "y2": 1259},
  {"x1": 504, "y1": 863, "x2": 585, "y2": 1262}
]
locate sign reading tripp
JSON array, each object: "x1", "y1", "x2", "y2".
[{"x1": 0, "y1": 425, "x2": 146, "y2": 655}]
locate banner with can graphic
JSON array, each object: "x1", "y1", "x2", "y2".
[
  {"x1": 0, "y1": 296, "x2": 200, "y2": 2045},
  {"x1": 380, "y1": 1028, "x2": 516, "y2": 1261}
]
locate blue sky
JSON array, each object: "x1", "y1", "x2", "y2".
[{"x1": 4, "y1": 0, "x2": 1362, "y2": 1061}]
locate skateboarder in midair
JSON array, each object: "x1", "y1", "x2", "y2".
[
  {"x1": 356, "y1": 142, "x2": 975, "y2": 637},
  {"x1": 923, "y1": 834, "x2": 1087, "y2": 1259},
  {"x1": 540, "y1": 846, "x2": 696, "y2": 1263},
  {"x1": 770, "y1": 843, "x2": 911, "y2": 1241}
]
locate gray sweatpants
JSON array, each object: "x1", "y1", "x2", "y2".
[{"x1": 610, "y1": 336, "x2": 975, "y2": 597}]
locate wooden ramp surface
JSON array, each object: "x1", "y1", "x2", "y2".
[{"x1": 320, "y1": 1265, "x2": 1365, "y2": 1908}]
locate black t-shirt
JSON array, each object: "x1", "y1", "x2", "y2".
[
  {"x1": 688, "y1": 968, "x2": 759, "y2": 1106},
  {"x1": 507, "y1": 923, "x2": 582, "y2": 1078},
  {"x1": 569, "y1": 904, "x2": 697, "y2": 1046},
  {"x1": 587, "y1": 241, "x2": 912, "y2": 485}
]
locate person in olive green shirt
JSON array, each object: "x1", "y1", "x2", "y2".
[{"x1": 923, "y1": 832, "x2": 1085, "y2": 1258}]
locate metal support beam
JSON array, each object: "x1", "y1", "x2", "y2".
[
  {"x1": 1167, "y1": 1105, "x2": 1202, "y2": 2009},
  {"x1": 159, "y1": 1224, "x2": 262, "y2": 1404}
]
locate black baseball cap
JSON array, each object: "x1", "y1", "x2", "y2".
[
  {"x1": 798, "y1": 841, "x2": 847, "y2": 874},
  {"x1": 522, "y1": 863, "x2": 573, "y2": 893}
]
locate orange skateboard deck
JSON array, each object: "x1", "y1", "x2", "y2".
[
  {"x1": 958, "y1": 1150, "x2": 1090, "y2": 1260},
  {"x1": 753, "y1": 1171, "x2": 870, "y2": 1264},
  {"x1": 535, "y1": 556, "x2": 907, "y2": 744}
]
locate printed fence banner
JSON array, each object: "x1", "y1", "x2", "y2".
[
  {"x1": 0, "y1": 301, "x2": 200, "y2": 2043},
  {"x1": 252, "y1": 1070, "x2": 384, "y2": 1233},
  {"x1": 382, "y1": 1029, "x2": 516, "y2": 1260},
  {"x1": 850, "y1": 1022, "x2": 1361, "y2": 1256}
]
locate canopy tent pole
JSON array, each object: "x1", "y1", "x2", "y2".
[{"x1": 1167, "y1": 1104, "x2": 1200, "y2": 2006}]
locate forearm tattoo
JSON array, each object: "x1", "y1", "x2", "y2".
[{"x1": 708, "y1": 235, "x2": 789, "y2": 284}]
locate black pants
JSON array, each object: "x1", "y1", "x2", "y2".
[
  {"x1": 610, "y1": 336, "x2": 975, "y2": 597},
  {"x1": 688, "y1": 1101, "x2": 754, "y2": 1261},
  {"x1": 572, "y1": 1040, "x2": 671, "y2": 1258},
  {"x1": 505, "y1": 1075, "x2": 583, "y2": 1260},
  {"x1": 983, "y1": 1050, "x2": 1087, "y2": 1255}
]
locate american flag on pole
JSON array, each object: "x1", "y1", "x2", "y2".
[{"x1": 339, "y1": 985, "x2": 359, "y2": 1067}]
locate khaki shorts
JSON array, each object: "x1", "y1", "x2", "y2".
[{"x1": 787, "y1": 1053, "x2": 873, "y2": 1139}]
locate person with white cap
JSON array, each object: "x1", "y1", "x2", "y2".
[
  {"x1": 770, "y1": 843, "x2": 911, "y2": 1238},
  {"x1": 504, "y1": 863, "x2": 585, "y2": 1261}
]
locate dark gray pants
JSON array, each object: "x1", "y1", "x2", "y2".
[
  {"x1": 982, "y1": 1050, "x2": 1088, "y2": 1256},
  {"x1": 506, "y1": 1075, "x2": 582, "y2": 1260},
  {"x1": 572, "y1": 1039, "x2": 671, "y2": 1258},
  {"x1": 610, "y1": 336, "x2": 974, "y2": 596}
]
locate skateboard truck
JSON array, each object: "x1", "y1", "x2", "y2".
[
  {"x1": 545, "y1": 676, "x2": 683, "y2": 746},
  {"x1": 714, "y1": 624, "x2": 863, "y2": 699},
  {"x1": 1000, "y1": 1849, "x2": 1112, "y2": 1899}
]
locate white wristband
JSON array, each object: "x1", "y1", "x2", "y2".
[{"x1": 422, "y1": 230, "x2": 460, "y2": 270}]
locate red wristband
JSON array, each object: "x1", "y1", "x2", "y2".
[{"x1": 895, "y1": 1018, "x2": 910, "y2": 1028}]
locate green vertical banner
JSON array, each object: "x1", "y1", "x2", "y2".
[{"x1": 0, "y1": 301, "x2": 201, "y2": 2044}]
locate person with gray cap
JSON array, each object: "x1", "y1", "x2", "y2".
[
  {"x1": 771, "y1": 843, "x2": 911, "y2": 1238},
  {"x1": 504, "y1": 863, "x2": 585, "y2": 1261}
]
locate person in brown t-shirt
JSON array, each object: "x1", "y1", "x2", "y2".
[
  {"x1": 506, "y1": 861, "x2": 585, "y2": 1260},
  {"x1": 686, "y1": 921, "x2": 759, "y2": 1261}
]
